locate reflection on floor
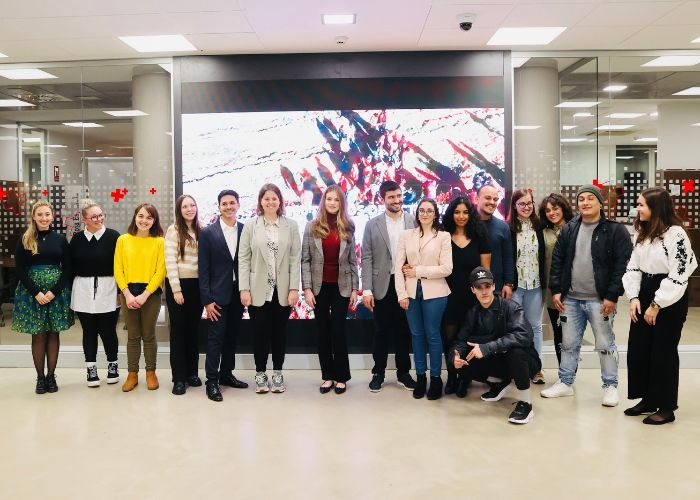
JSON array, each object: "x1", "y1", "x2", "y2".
[{"x1": 1, "y1": 368, "x2": 699, "y2": 498}]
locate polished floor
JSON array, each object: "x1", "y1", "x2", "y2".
[{"x1": 1, "y1": 368, "x2": 699, "y2": 499}]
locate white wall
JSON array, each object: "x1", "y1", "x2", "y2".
[
  {"x1": 0, "y1": 128, "x2": 19, "y2": 181},
  {"x1": 658, "y1": 101, "x2": 700, "y2": 171}
]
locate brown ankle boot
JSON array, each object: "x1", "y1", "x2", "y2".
[
  {"x1": 146, "y1": 370, "x2": 159, "y2": 390},
  {"x1": 122, "y1": 372, "x2": 138, "y2": 392}
]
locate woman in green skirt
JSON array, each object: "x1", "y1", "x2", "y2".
[{"x1": 13, "y1": 200, "x2": 74, "y2": 393}]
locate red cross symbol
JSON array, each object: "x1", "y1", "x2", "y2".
[
  {"x1": 593, "y1": 179, "x2": 605, "y2": 189},
  {"x1": 110, "y1": 188, "x2": 125, "y2": 202},
  {"x1": 123, "y1": 188, "x2": 128, "y2": 195},
  {"x1": 682, "y1": 180, "x2": 696, "y2": 193},
  {"x1": 0, "y1": 187, "x2": 6, "y2": 199},
  {"x1": 149, "y1": 187, "x2": 157, "y2": 195},
  {"x1": 42, "y1": 189, "x2": 49, "y2": 196}
]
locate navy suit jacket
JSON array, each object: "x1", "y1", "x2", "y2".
[{"x1": 198, "y1": 219, "x2": 243, "y2": 306}]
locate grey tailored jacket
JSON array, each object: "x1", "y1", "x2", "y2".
[
  {"x1": 301, "y1": 222, "x2": 359, "y2": 297},
  {"x1": 361, "y1": 211, "x2": 415, "y2": 300}
]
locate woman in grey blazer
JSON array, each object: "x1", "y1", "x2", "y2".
[
  {"x1": 239, "y1": 183, "x2": 301, "y2": 394},
  {"x1": 301, "y1": 185, "x2": 359, "y2": 394}
]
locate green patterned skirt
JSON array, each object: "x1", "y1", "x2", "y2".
[{"x1": 12, "y1": 265, "x2": 74, "y2": 334}]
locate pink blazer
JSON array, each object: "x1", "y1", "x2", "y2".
[{"x1": 394, "y1": 228, "x2": 452, "y2": 301}]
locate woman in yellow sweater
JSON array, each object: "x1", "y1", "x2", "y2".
[{"x1": 114, "y1": 203, "x2": 166, "y2": 392}]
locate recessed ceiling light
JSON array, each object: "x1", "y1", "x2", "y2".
[
  {"x1": 560, "y1": 138, "x2": 586, "y2": 143},
  {"x1": 603, "y1": 85, "x2": 627, "y2": 92},
  {"x1": 616, "y1": 156, "x2": 634, "y2": 160},
  {"x1": 46, "y1": 144, "x2": 67, "y2": 148},
  {"x1": 642, "y1": 56, "x2": 700, "y2": 67},
  {"x1": 692, "y1": 122, "x2": 700, "y2": 127},
  {"x1": 79, "y1": 149, "x2": 90, "y2": 152},
  {"x1": 512, "y1": 57, "x2": 530, "y2": 68},
  {"x1": 0, "y1": 52, "x2": 8, "y2": 58},
  {"x1": 488, "y1": 27, "x2": 566, "y2": 46},
  {"x1": 634, "y1": 137, "x2": 658, "y2": 142},
  {"x1": 62, "y1": 122, "x2": 104, "y2": 128},
  {"x1": 118, "y1": 35, "x2": 196, "y2": 53},
  {"x1": 514, "y1": 125, "x2": 541, "y2": 130},
  {"x1": 0, "y1": 68, "x2": 58, "y2": 80},
  {"x1": 0, "y1": 99, "x2": 35, "y2": 107},
  {"x1": 573, "y1": 112, "x2": 594, "y2": 118},
  {"x1": 673, "y1": 86, "x2": 700, "y2": 96},
  {"x1": 692, "y1": 36, "x2": 700, "y2": 43},
  {"x1": 322, "y1": 14, "x2": 356, "y2": 25},
  {"x1": 649, "y1": 112, "x2": 659, "y2": 118},
  {"x1": 22, "y1": 137, "x2": 41, "y2": 143},
  {"x1": 596, "y1": 124, "x2": 634, "y2": 131},
  {"x1": 103, "y1": 109, "x2": 148, "y2": 117},
  {"x1": 606, "y1": 113, "x2": 645, "y2": 119},
  {"x1": 556, "y1": 101, "x2": 600, "y2": 108}
]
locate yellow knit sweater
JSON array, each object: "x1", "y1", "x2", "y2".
[{"x1": 114, "y1": 234, "x2": 166, "y2": 294}]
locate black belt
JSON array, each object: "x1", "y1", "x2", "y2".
[{"x1": 642, "y1": 272, "x2": 667, "y2": 279}]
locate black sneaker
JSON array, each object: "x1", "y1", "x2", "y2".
[
  {"x1": 397, "y1": 373, "x2": 416, "y2": 390},
  {"x1": 508, "y1": 401, "x2": 534, "y2": 424},
  {"x1": 368, "y1": 373, "x2": 384, "y2": 392},
  {"x1": 87, "y1": 365, "x2": 100, "y2": 387},
  {"x1": 107, "y1": 362, "x2": 120, "y2": 384},
  {"x1": 480, "y1": 381, "x2": 511, "y2": 402},
  {"x1": 35, "y1": 376, "x2": 47, "y2": 394},
  {"x1": 46, "y1": 374, "x2": 58, "y2": 393}
]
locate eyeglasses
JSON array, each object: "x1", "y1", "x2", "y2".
[
  {"x1": 418, "y1": 209, "x2": 435, "y2": 215},
  {"x1": 88, "y1": 213, "x2": 105, "y2": 221},
  {"x1": 516, "y1": 201, "x2": 533, "y2": 209}
]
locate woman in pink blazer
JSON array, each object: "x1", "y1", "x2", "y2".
[{"x1": 395, "y1": 198, "x2": 452, "y2": 400}]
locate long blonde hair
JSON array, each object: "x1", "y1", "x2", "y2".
[
  {"x1": 22, "y1": 200, "x2": 54, "y2": 255},
  {"x1": 310, "y1": 185, "x2": 354, "y2": 241}
]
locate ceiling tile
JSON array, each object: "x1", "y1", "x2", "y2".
[
  {"x1": 549, "y1": 25, "x2": 642, "y2": 49},
  {"x1": 501, "y1": 3, "x2": 597, "y2": 26},
  {"x1": 424, "y1": 4, "x2": 514, "y2": 29},
  {"x1": 578, "y1": 1, "x2": 683, "y2": 26},
  {"x1": 618, "y1": 25, "x2": 700, "y2": 49},
  {"x1": 185, "y1": 33, "x2": 264, "y2": 52}
]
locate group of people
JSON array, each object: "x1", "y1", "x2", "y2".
[{"x1": 12, "y1": 180, "x2": 696, "y2": 426}]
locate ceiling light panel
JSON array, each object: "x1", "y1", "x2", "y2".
[
  {"x1": 118, "y1": 35, "x2": 196, "y2": 53},
  {"x1": 673, "y1": 87, "x2": 700, "y2": 96},
  {"x1": 597, "y1": 124, "x2": 634, "y2": 131},
  {"x1": 642, "y1": 56, "x2": 700, "y2": 67},
  {"x1": 562, "y1": 125, "x2": 577, "y2": 130},
  {"x1": 560, "y1": 138, "x2": 586, "y2": 143},
  {"x1": 556, "y1": 101, "x2": 600, "y2": 108},
  {"x1": 0, "y1": 52, "x2": 8, "y2": 58},
  {"x1": 322, "y1": 14, "x2": 356, "y2": 25},
  {"x1": 634, "y1": 137, "x2": 658, "y2": 142},
  {"x1": 606, "y1": 113, "x2": 645, "y2": 119},
  {"x1": 514, "y1": 125, "x2": 541, "y2": 130},
  {"x1": 0, "y1": 99, "x2": 35, "y2": 107},
  {"x1": 603, "y1": 85, "x2": 627, "y2": 92},
  {"x1": 573, "y1": 112, "x2": 594, "y2": 118},
  {"x1": 0, "y1": 69, "x2": 58, "y2": 80},
  {"x1": 62, "y1": 122, "x2": 104, "y2": 128},
  {"x1": 488, "y1": 27, "x2": 566, "y2": 46},
  {"x1": 103, "y1": 110, "x2": 148, "y2": 117}
]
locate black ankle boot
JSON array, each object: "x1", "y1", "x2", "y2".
[
  {"x1": 427, "y1": 376, "x2": 443, "y2": 400},
  {"x1": 46, "y1": 374, "x2": 58, "y2": 393},
  {"x1": 444, "y1": 372, "x2": 457, "y2": 395},
  {"x1": 413, "y1": 374, "x2": 427, "y2": 399},
  {"x1": 35, "y1": 376, "x2": 47, "y2": 394}
]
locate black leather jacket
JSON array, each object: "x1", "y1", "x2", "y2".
[
  {"x1": 549, "y1": 214, "x2": 633, "y2": 302},
  {"x1": 451, "y1": 296, "x2": 533, "y2": 358}
]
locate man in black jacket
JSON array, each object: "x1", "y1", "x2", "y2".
[
  {"x1": 451, "y1": 267, "x2": 541, "y2": 424},
  {"x1": 541, "y1": 185, "x2": 633, "y2": 407}
]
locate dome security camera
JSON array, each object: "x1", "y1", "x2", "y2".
[{"x1": 457, "y1": 13, "x2": 476, "y2": 31}]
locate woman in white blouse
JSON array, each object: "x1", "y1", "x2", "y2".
[{"x1": 622, "y1": 187, "x2": 697, "y2": 425}]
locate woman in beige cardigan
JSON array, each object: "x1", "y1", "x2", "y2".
[
  {"x1": 395, "y1": 198, "x2": 452, "y2": 400},
  {"x1": 239, "y1": 183, "x2": 301, "y2": 394}
]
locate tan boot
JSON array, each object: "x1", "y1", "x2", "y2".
[
  {"x1": 122, "y1": 372, "x2": 138, "y2": 392},
  {"x1": 146, "y1": 370, "x2": 159, "y2": 390}
]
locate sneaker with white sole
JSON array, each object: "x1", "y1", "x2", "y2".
[
  {"x1": 106, "y1": 362, "x2": 120, "y2": 384},
  {"x1": 270, "y1": 370, "x2": 286, "y2": 393},
  {"x1": 508, "y1": 401, "x2": 534, "y2": 424},
  {"x1": 255, "y1": 372, "x2": 270, "y2": 394},
  {"x1": 481, "y1": 381, "x2": 512, "y2": 402},
  {"x1": 86, "y1": 365, "x2": 100, "y2": 387},
  {"x1": 540, "y1": 379, "x2": 574, "y2": 398},
  {"x1": 602, "y1": 385, "x2": 619, "y2": 407}
]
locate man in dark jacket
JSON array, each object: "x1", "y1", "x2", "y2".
[
  {"x1": 451, "y1": 267, "x2": 541, "y2": 424},
  {"x1": 541, "y1": 184, "x2": 633, "y2": 407}
]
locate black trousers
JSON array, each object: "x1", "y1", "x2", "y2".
[
  {"x1": 547, "y1": 307, "x2": 563, "y2": 365},
  {"x1": 372, "y1": 275, "x2": 412, "y2": 377},
  {"x1": 457, "y1": 346, "x2": 541, "y2": 391},
  {"x1": 165, "y1": 278, "x2": 202, "y2": 383},
  {"x1": 315, "y1": 282, "x2": 351, "y2": 382},
  {"x1": 627, "y1": 274, "x2": 688, "y2": 411},
  {"x1": 248, "y1": 290, "x2": 290, "y2": 372},
  {"x1": 202, "y1": 287, "x2": 243, "y2": 382},
  {"x1": 77, "y1": 310, "x2": 119, "y2": 363}
]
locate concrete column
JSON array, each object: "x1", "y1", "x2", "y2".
[{"x1": 513, "y1": 59, "x2": 561, "y2": 196}]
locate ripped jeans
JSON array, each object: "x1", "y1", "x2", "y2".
[{"x1": 558, "y1": 297, "x2": 618, "y2": 388}]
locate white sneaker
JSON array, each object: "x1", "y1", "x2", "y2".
[
  {"x1": 540, "y1": 379, "x2": 574, "y2": 398},
  {"x1": 270, "y1": 370, "x2": 286, "y2": 393},
  {"x1": 602, "y1": 385, "x2": 619, "y2": 407},
  {"x1": 255, "y1": 372, "x2": 270, "y2": 394}
]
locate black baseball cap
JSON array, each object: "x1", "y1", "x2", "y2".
[{"x1": 470, "y1": 266, "x2": 494, "y2": 286}]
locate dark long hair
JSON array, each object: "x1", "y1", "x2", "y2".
[
  {"x1": 634, "y1": 187, "x2": 685, "y2": 244},
  {"x1": 508, "y1": 188, "x2": 541, "y2": 233},
  {"x1": 442, "y1": 195, "x2": 487, "y2": 241},
  {"x1": 538, "y1": 193, "x2": 574, "y2": 229},
  {"x1": 174, "y1": 195, "x2": 200, "y2": 259},
  {"x1": 414, "y1": 198, "x2": 441, "y2": 237},
  {"x1": 127, "y1": 203, "x2": 164, "y2": 237}
]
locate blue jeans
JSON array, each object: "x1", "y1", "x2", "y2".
[
  {"x1": 511, "y1": 287, "x2": 543, "y2": 358},
  {"x1": 558, "y1": 297, "x2": 618, "y2": 387},
  {"x1": 405, "y1": 283, "x2": 447, "y2": 377}
]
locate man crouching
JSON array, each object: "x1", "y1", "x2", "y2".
[{"x1": 451, "y1": 267, "x2": 542, "y2": 424}]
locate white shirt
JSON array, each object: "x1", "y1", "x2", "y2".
[
  {"x1": 622, "y1": 226, "x2": 698, "y2": 308},
  {"x1": 70, "y1": 227, "x2": 119, "y2": 314},
  {"x1": 385, "y1": 212, "x2": 405, "y2": 273},
  {"x1": 220, "y1": 217, "x2": 238, "y2": 282}
]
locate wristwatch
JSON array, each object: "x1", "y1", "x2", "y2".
[{"x1": 650, "y1": 300, "x2": 661, "y2": 310}]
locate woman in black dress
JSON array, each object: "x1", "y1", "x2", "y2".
[{"x1": 441, "y1": 195, "x2": 491, "y2": 396}]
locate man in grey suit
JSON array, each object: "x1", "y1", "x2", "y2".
[{"x1": 361, "y1": 180, "x2": 416, "y2": 392}]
